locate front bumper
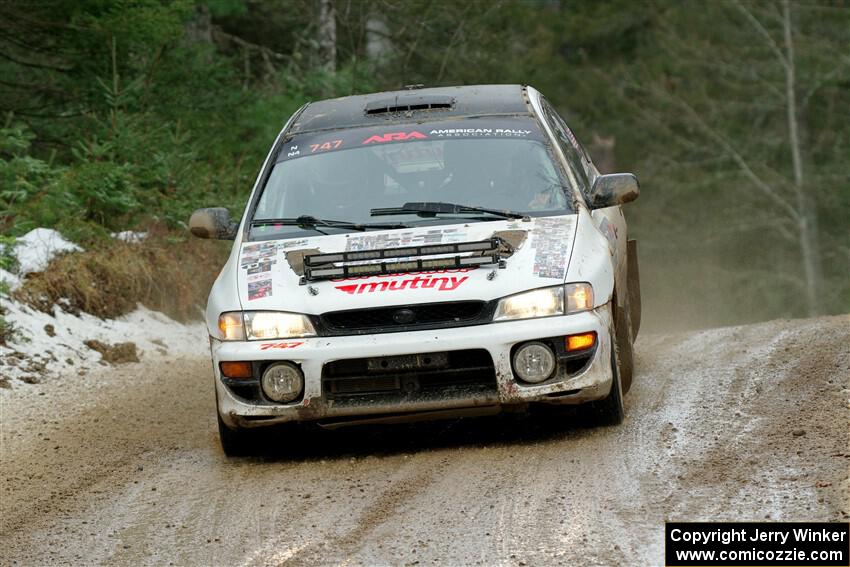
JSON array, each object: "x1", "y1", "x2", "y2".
[{"x1": 212, "y1": 303, "x2": 615, "y2": 428}]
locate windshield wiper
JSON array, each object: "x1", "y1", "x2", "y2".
[
  {"x1": 370, "y1": 202, "x2": 529, "y2": 220},
  {"x1": 251, "y1": 216, "x2": 410, "y2": 232}
]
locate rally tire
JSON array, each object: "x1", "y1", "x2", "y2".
[
  {"x1": 591, "y1": 344, "x2": 626, "y2": 425},
  {"x1": 217, "y1": 413, "x2": 259, "y2": 457},
  {"x1": 627, "y1": 239, "x2": 642, "y2": 339},
  {"x1": 613, "y1": 293, "x2": 635, "y2": 394}
]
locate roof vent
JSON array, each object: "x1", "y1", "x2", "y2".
[{"x1": 365, "y1": 95, "x2": 454, "y2": 116}]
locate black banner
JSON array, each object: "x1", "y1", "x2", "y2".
[
  {"x1": 665, "y1": 522, "x2": 849, "y2": 566},
  {"x1": 276, "y1": 117, "x2": 545, "y2": 163}
]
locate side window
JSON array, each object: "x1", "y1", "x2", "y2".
[{"x1": 540, "y1": 99, "x2": 592, "y2": 199}]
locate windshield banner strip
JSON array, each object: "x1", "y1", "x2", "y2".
[{"x1": 278, "y1": 117, "x2": 545, "y2": 163}]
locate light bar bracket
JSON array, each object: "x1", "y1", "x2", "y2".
[{"x1": 302, "y1": 238, "x2": 503, "y2": 282}]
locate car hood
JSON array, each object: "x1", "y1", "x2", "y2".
[{"x1": 236, "y1": 216, "x2": 578, "y2": 314}]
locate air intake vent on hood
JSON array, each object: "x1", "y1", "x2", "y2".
[{"x1": 365, "y1": 95, "x2": 454, "y2": 115}]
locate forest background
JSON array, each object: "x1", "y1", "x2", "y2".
[{"x1": 1, "y1": 0, "x2": 848, "y2": 332}]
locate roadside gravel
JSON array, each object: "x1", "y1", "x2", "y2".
[{"x1": 1, "y1": 315, "x2": 847, "y2": 565}]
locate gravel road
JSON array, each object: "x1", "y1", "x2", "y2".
[{"x1": 1, "y1": 315, "x2": 848, "y2": 566}]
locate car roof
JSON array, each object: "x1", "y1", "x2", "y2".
[{"x1": 288, "y1": 84, "x2": 532, "y2": 135}]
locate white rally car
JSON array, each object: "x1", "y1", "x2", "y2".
[{"x1": 190, "y1": 85, "x2": 641, "y2": 456}]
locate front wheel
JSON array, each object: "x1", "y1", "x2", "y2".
[
  {"x1": 613, "y1": 293, "x2": 635, "y2": 394},
  {"x1": 588, "y1": 343, "x2": 625, "y2": 425},
  {"x1": 627, "y1": 239, "x2": 642, "y2": 339},
  {"x1": 217, "y1": 413, "x2": 260, "y2": 457}
]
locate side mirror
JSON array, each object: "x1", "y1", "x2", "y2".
[
  {"x1": 589, "y1": 173, "x2": 640, "y2": 209},
  {"x1": 189, "y1": 207, "x2": 238, "y2": 240}
]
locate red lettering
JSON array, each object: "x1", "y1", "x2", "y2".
[
  {"x1": 310, "y1": 139, "x2": 343, "y2": 153},
  {"x1": 388, "y1": 279, "x2": 410, "y2": 291},
  {"x1": 334, "y1": 274, "x2": 470, "y2": 294},
  {"x1": 259, "y1": 341, "x2": 304, "y2": 350},
  {"x1": 441, "y1": 276, "x2": 468, "y2": 291},
  {"x1": 362, "y1": 131, "x2": 427, "y2": 145},
  {"x1": 359, "y1": 281, "x2": 389, "y2": 294}
]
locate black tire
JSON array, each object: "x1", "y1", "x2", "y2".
[
  {"x1": 590, "y1": 343, "x2": 625, "y2": 425},
  {"x1": 627, "y1": 239, "x2": 642, "y2": 339},
  {"x1": 217, "y1": 413, "x2": 259, "y2": 457},
  {"x1": 613, "y1": 293, "x2": 635, "y2": 394}
]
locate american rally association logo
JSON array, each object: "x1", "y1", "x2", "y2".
[
  {"x1": 334, "y1": 270, "x2": 471, "y2": 295},
  {"x1": 362, "y1": 131, "x2": 427, "y2": 144}
]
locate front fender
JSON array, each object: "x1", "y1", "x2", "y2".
[
  {"x1": 205, "y1": 243, "x2": 243, "y2": 337},
  {"x1": 565, "y1": 208, "x2": 616, "y2": 307}
]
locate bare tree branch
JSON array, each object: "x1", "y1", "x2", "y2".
[
  {"x1": 436, "y1": 6, "x2": 471, "y2": 83},
  {"x1": 210, "y1": 28, "x2": 288, "y2": 62},
  {"x1": 801, "y1": 57, "x2": 850, "y2": 108},
  {"x1": 781, "y1": 0, "x2": 820, "y2": 315},
  {"x1": 665, "y1": 89, "x2": 800, "y2": 222},
  {"x1": 731, "y1": 0, "x2": 789, "y2": 71}
]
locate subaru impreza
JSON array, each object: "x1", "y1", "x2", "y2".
[{"x1": 190, "y1": 84, "x2": 641, "y2": 456}]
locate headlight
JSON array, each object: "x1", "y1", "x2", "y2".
[
  {"x1": 218, "y1": 312, "x2": 245, "y2": 340},
  {"x1": 494, "y1": 286, "x2": 564, "y2": 321},
  {"x1": 564, "y1": 282, "x2": 594, "y2": 312},
  {"x1": 493, "y1": 283, "x2": 593, "y2": 322},
  {"x1": 217, "y1": 311, "x2": 316, "y2": 341},
  {"x1": 245, "y1": 311, "x2": 316, "y2": 340}
]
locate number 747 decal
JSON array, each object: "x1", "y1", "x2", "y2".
[
  {"x1": 310, "y1": 140, "x2": 342, "y2": 153},
  {"x1": 259, "y1": 341, "x2": 304, "y2": 350}
]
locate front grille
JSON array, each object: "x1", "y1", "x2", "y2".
[
  {"x1": 318, "y1": 301, "x2": 489, "y2": 335},
  {"x1": 322, "y1": 349, "x2": 497, "y2": 401}
]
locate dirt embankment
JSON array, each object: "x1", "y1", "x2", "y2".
[{"x1": 1, "y1": 315, "x2": 848, "y2": 566}]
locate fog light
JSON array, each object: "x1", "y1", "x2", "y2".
[
  {"x1": 512, "y1": 342, "x2": 556, "y2": 384},
  {"x1": 261, "y1": 362, "x2": 304, "y2": 403},
  {"x1": 566, "y1": 332, "x2": 596, "y2": 352}
]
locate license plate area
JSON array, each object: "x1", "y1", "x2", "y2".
[{"x1": 367, "y1": 352, "x2": 449, "y2": 373}]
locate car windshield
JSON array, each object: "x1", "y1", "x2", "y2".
[{"x1": 250, "y1": 117, "x2": 575, "y2": 240}]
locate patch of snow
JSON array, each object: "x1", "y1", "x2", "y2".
[
  {"x1": 0, "y1": 268, "x2": 20, "y2": 291},
  {"x1": 0, "y1": 296, "x2": 207, "y2": 384},
  {"x1": 14, "y1": 228, "x2": 83, "y2": 275},
  {"x1": 111, "y1": 231, "x2": 148, "y2": 243}
]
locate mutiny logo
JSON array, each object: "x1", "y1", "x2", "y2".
[
  {"x1": 362, "y1": 131, "x2": 427, "y2": 145},
  {"x1": 336, "y1": 274, "x2": 468, "y2": 295}
]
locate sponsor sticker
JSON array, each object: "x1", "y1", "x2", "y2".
[
  {"x1": 532, "y1": 217, "x2": 574, "y2": 279},
  {"x1": 598, "y1": 217, "x2": 618, "y2": 249},
  {"x1": 428, "y1": 128, "x2": 532, "y2": 138},
  {"x1": 362, "y1": 131, "x2": 427, "y2": 145},
  {"x1": 335, "y1": 272, "x2": 469, "y2": 294},
  {"x1": 247, "y1": 260, "x2": 275, "y2": 275},
  {"x1": 240, "y1": 242, "x2": 277, "y2": 268},
  {"x1": 345, "y1": 227, "x2": 468, "y2": 252},
  {"x1": 247, "y1": 279, "x2": 272, "y2": 300}
]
